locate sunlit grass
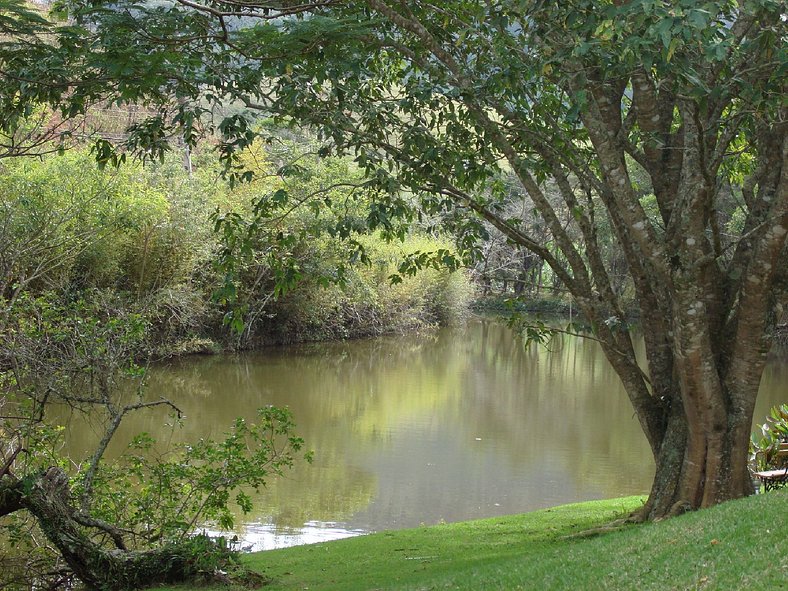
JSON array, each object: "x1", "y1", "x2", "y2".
[{"x1": 158, "y1": 491, "x2": 787, "y2": 591}]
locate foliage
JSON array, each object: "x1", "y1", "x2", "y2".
[
  {"x1": 210, "y1": 134, "x2": 372, "y2": 335},
  {"x1": 0, "y1": 139, "x2": 471, "y2": 357},
  {"x1": 255, "y1": 234, "x2": 473, "y2": 344},
  {"x1": 0, "y1": 150, "x2": 170, "y2": 296},
  {"x1": 0, "y1": 292, "x2": 148, "y2": 413},
  {"x1": 750, "y1": 404, "x2": 788, "y2": 471},
  {"x1": 85, "y1": 407, "x2": 311, "y2": 545},
  {"x1": 151, "y1": 534, "x2": 248, "y2": 585},
  {"x1": 209, "y1": 131, "x2": 472, "y2": 344}
]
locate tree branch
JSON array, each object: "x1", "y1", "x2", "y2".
[{"x1": 80, "y1": 398, "x2": 183, "y2": 512}]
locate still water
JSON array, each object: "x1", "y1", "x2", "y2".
[{"x1": 62, "y1": 318, "x2": 787, "y2": 550}]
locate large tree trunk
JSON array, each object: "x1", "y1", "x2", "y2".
[
  {"x1": 620, "y1": 270, "x2": 772, "y2": 520},
  {"x1": 640, "y1": 405, "x2": 755, "y2": 521},
  {"x1": 1, "y1": 468, "x2": 207, "y2": 591}
]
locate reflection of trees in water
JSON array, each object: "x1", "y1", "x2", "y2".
[
  {"x1": 62, "y1": 320, "x2": 650, "y2": 502},
  {"x1": 253, "y1": 453, "x2": 376, "y2": 530},
  {"x1": 754, "y1": 361, "x2": 788, "y2": 422},
  {"x1": 445, "y1": 322, "x2": 655, "y2": 496},
  {"x1": 460, "y1": 319, "x2": 786, "y2": 497}
]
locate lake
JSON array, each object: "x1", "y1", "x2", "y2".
[{"x1": 61, "y1": 317, "x2": 787, "y2": 550}]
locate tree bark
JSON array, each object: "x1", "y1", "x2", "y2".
[{"x1": 1, "y1": 469, "x2": 207, "y2": 591}]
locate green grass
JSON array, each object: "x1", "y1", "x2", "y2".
[{"x1": 160, "y1": 492, "x2": 788, "y2": 591}]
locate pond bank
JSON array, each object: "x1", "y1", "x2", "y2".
[{"x1": 159, "y1": 491, "x2": 787, "y2": 591}]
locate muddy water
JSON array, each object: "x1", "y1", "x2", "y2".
[{"x1": 60, "y1": 318, "x2": 787, "y2": 549}]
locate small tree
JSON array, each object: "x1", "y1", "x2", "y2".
[{"x1": 1, "y1": 294, "x2": 309, "y2": 589}]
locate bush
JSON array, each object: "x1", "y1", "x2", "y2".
[
  {"x1": 250, "y1": 233, "x2": 473, "y2": 344},
  {"x1": 1, "y1": 141, "x2": 473, "y2": 353}
]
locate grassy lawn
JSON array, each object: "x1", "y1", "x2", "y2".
[{"x1": 159, "y1": 491, "x2": 787, "y2": 591}]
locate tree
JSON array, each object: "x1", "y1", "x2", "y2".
[
  {"x1": 1, "y1": 294, "x2": 308, "y2": 589},
  {"x1": 1, "y1": 0, "x2": 786, "y2": 524}
]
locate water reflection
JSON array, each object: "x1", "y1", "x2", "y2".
[
  {"x1": 58, "y1": 318, "x2": 787, "y2": 548},
  {"x1": 204, "y1": 522, "x2": 368, "y2": 552}
]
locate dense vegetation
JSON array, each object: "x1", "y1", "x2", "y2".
[{"x1": 0, "y1": 140, "x2": 472, "y2": 356}]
